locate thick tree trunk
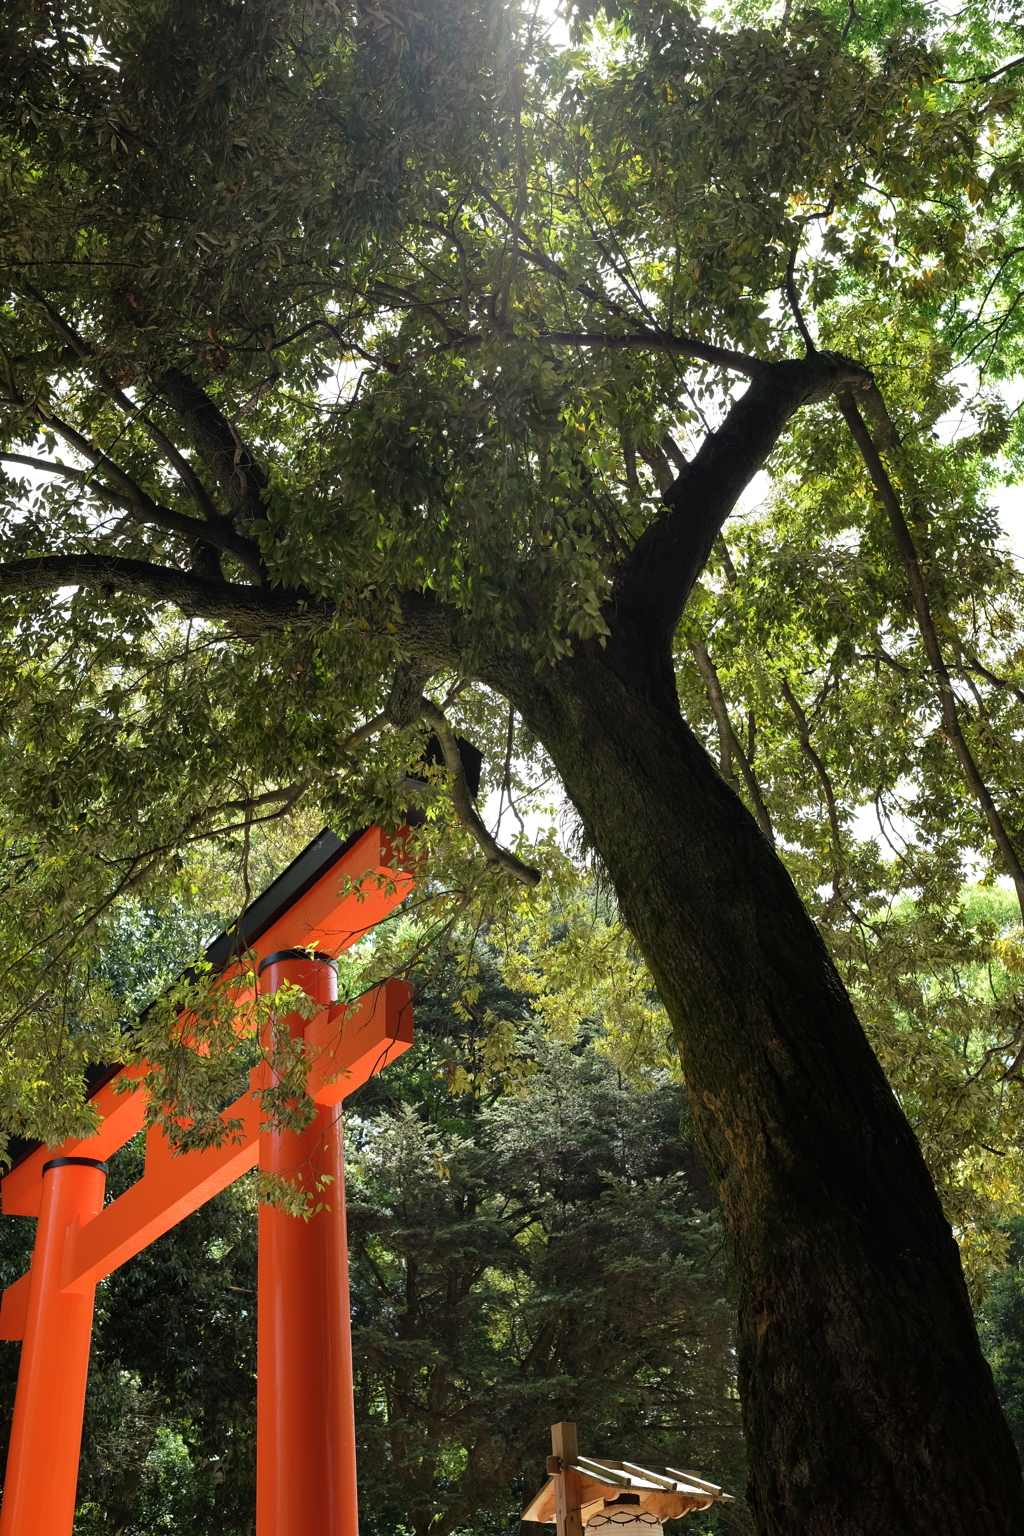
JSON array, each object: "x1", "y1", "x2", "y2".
[{"x1": 493, "y1": 635, "x2": 1024, "y2": 1536}]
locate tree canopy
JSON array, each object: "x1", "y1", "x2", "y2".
[{"x1": 5, "y1": 0, "x2": 1024, "y2": 1529}]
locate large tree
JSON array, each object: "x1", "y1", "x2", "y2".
[{"x1": 3, "y1": 0, "x2": 1024, "y2": 1530}]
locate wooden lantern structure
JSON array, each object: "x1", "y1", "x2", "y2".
[
  {"x1": 0, "y1": 824, "x2": 417, "y2": 1536},
  {"x1": 523, "y1": 1423, "x2": 733, "y2": 1536}
]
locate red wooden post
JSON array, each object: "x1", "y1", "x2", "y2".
[
  {"x1": 0, "y1": 1157, "x2": 107, "y2": 1536},
  {"x1": 256, "y1": 950, "x2": 359, "y2": 1536}
]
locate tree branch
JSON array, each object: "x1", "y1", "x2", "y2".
[
  {"x1": 155, "y1": 369, "x2": 271, "y2": 530},
  {"x1": 945, "y1": 55, "x2": 1024, "y2": 85},
  {"x1": 960, "y1": 653, "x2": 1024, "y2": 709},
  {"x1": 0, "y1": 554, "x2": 459, "y2": 673},
  {"x1": 203, "y1": 783, "x2": 311, "y2": 817},
  {"x1": 784, "y1": 247, "x2": 817, "y2": 355},
  {"x1": 0, "y1": 554, "x2": 326, "y2": 627},
  {"x1": 837, "y1": 388, "x2": 1024, "y2": 918},
  {"x1": 534, "y1": 330, "x2": 769, "y2": 378},
  {"x1": 418, "y1": 697, "x2": 540, "y2": 885},
  {"x1": 615, "y1": 353, "x2": 869, "y2": 651},
  {"x1": 0, "y1": 452, "x2": 125, "y2": 507},
  {"x1": 635, "y1": 440, "x2": 675, "y2": 493},
  {"x1": 778, "y1": 674, "x2": 844, "y2": 864},
  {"x1": 392, "y1": 592, "x2": 462, "y2": 670},
  {"x1": 28, "y1": 408, "x2": 264, "y2": 577},
  {"x1": 28, "y1": 289, "x2": 235, "y2": 531},
  {"x1": 394, "y1": 326, "x2": 772, "y2": 378},
  {"x1": 472, "y1": 189, "x2": 770, "y2": 380}
]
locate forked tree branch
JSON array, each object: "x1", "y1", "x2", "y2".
[
  {"x1": 195, "y1": 712, "x2": 390, "y2": 821},
  {"x1": 156, "y1": 369, "x2": 271, "y2": 529},
  {"x1": 26, "y1": 407, "x2": 264, "y2": 577},
  {"x1": 615, "y1": 352, "x2": 871, "y2": 653},
  {"x1": 28, "y1": 289, "x2": 234, "y2": 533}
]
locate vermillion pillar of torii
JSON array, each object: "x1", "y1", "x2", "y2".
[
  {"x1": 0, "y1": 1158, "x2": 108, "y2": 1536},
  {"x1": 256, "y1": 949, "x2": 360, "y2": 1536}
]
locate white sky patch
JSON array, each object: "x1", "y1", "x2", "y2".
[
  {"x1": 484, "y1": 780, "x2": 562, "y2": 851},
  {"x1": 991, "y1": 480, "x2": 1024, "y2": 561},
  {"x1": 731, "y1": 468, "x2": 770, "y2": 521}
]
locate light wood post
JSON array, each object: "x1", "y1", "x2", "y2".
[{"x1": 549, "y1": 1422, "x2": 584, "y2": 1536}]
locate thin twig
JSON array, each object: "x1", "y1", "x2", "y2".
[
  {"x1": 690, "y1": 641, "x2": 774, "y2": 842},
  {"x1": 837, "y1": 387, "x2": 1024, "y2": 919},
  {"x1": 778, "y1": 675, "x2": 844, "y2": 874},
  {"x1": 500, "y1": 705, "x2": 526, "y2": 836}
]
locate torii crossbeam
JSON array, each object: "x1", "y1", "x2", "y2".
[{"x1": 0, "y1": 824, "x2": 416, "y2": 1536}]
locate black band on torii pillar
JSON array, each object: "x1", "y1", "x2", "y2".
[
  {"x1": 42, "y1": 1157, "x2": 109, "y2": 1175},
  {"x1": 258, "y1": 949, "x2": 336, "y2": 977}
]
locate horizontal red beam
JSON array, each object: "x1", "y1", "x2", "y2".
[
  {"x1": 2, "y1": 1067, "x2": 149, "y2": 1220},
  {"x1": 306, "y1": 981, "x2": 414, "y2": 1107},
  {"x1": 65, "y1": 1111, "x2": 263, "y2": 1295},
  {"x1": 0, "y1": 978, "x2": 414, "y2": 1337},
  {"x1": 239, "y1": 824, "x2": 414, "y2": 969}
]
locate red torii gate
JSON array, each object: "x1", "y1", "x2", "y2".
[{"x1": 0, "y1": 824, "x2": 417, "y2": 1536}]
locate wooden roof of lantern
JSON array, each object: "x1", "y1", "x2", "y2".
[{"x1": 523, "y1": 1431, "x2": 733, "y2": 1527}]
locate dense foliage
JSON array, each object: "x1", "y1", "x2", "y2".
[
  {"x1": 982, "y1": 1216, "x2": 1024, "y2": 1468},
  {"x1": 1, "y1": 0, "x2": 1023, "y2": 1157}
]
